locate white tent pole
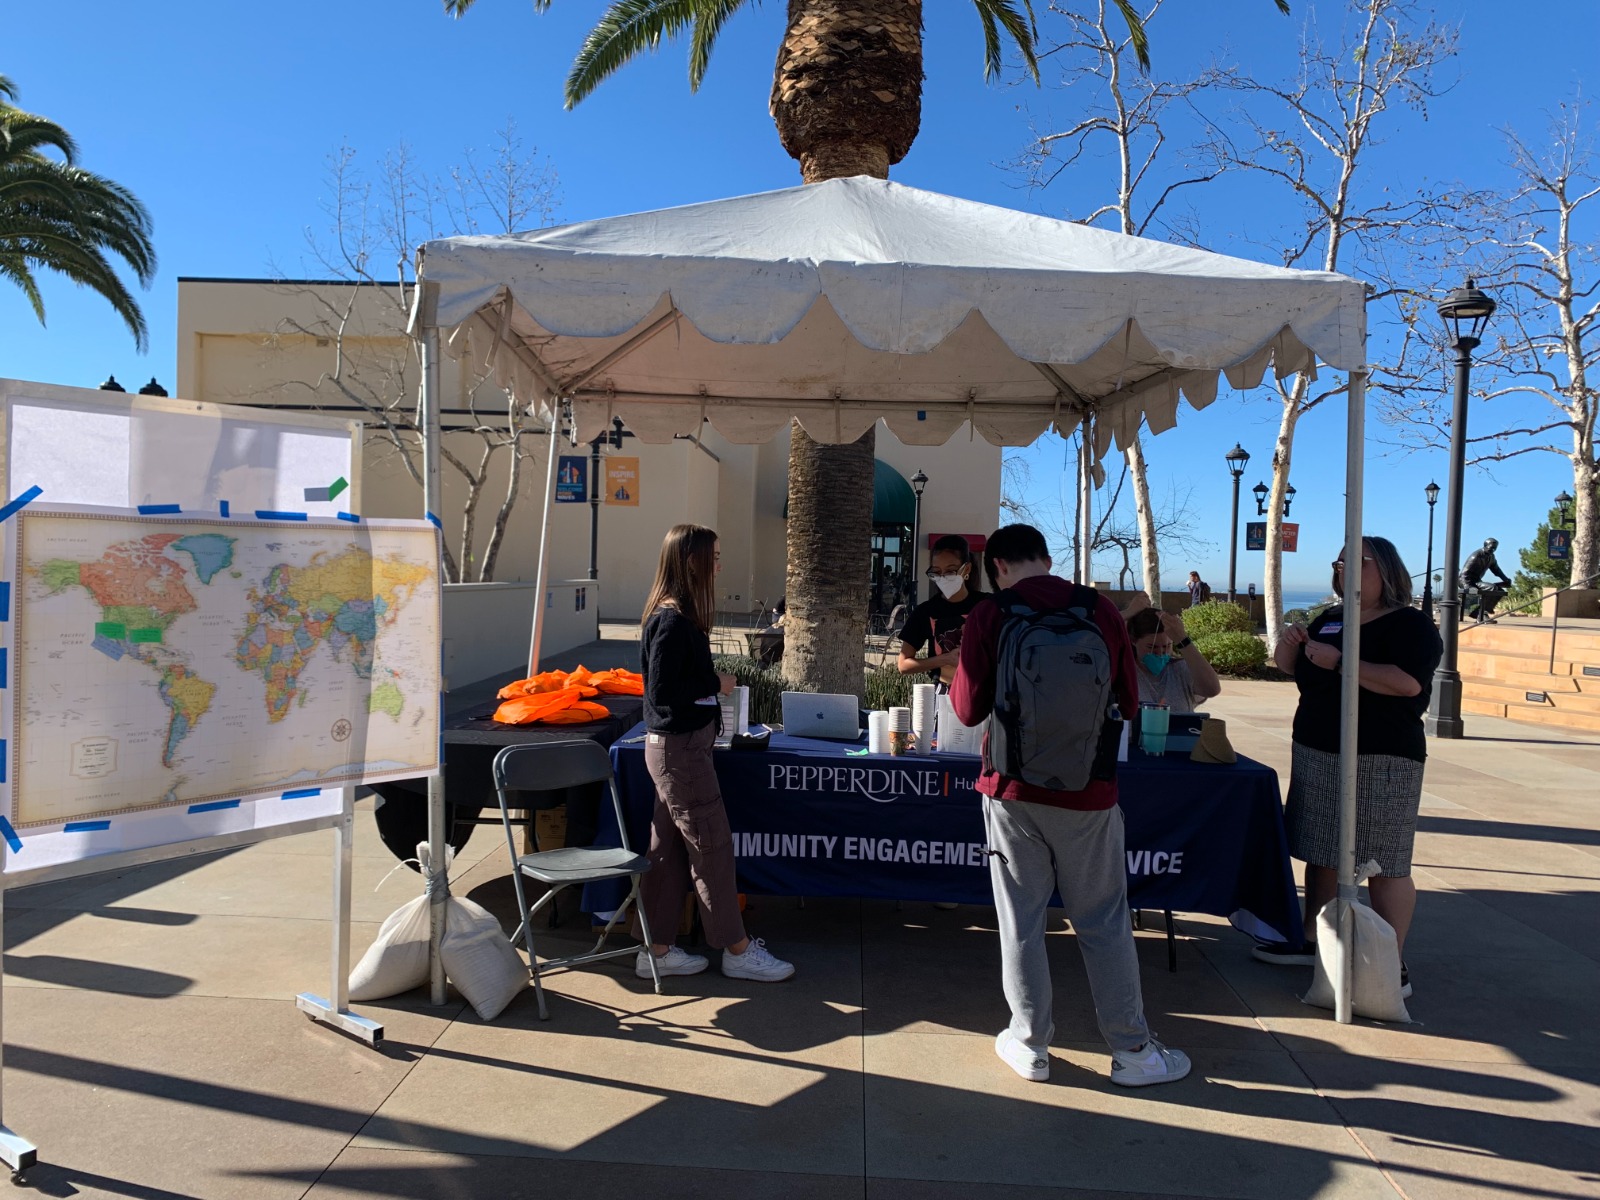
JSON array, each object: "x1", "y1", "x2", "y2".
[
  {"x1": 527, "y1": 400, "x2": 565, "y2": 675},
  {"x1": 1078, "y1": 436, "x2": 1093, "y2": 584},
  {"x1": 418, "y1": 318, "x2": 450, "y2": 1007},
  {"x1": 1334, "y1": 365, "x2": 1368, "y2": 1024}
]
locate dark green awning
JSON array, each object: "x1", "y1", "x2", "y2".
[{"x1": 784, "y1": 459, "x2": 916, "y2": 525}]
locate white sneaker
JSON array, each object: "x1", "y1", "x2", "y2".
[
  {"x1": 1111, "y1": 1038, "x2": 1191, "y2": 1087},
  {"x1": 721, "y1": 938, "x2": 795, "y2": 982},
  {"x1": 995, "y1": 1029, "x2": 1049, "y2": 1082},
  {"x1": 636, "y1": 946, "x2": 708, "y2": 979}
]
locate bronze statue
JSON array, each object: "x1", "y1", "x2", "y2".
[{"x1": 1460, "y1": 538, "x2": 1511, "y2": 619}]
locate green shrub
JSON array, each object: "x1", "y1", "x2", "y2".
[
  {"x1": 865, "y1": 663, "x2": 914, "y2": 712},
  {"x1": 1195, "y1": 631, "x2": 1268, "y2": 674},
  {"x1": 713, "y1": 655, "x2": 786, "y2": 724},
  {"x1": 1182, "y1": 600, "x2": 1254, "y2": 637}
]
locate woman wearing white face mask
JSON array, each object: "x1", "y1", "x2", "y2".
[{"x1": 897, "y1": 535, "x2": 983, "y2": 687}]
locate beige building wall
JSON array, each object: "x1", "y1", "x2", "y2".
[{"x1": 176, "y1": 278, "x2": 1002, "y2": 621}]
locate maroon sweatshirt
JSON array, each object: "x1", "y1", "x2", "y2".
[{"x1": 950, "y1": 574, "x2": 1138, "y2": 811}]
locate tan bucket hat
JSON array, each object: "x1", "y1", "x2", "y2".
[{"x1": 1190, "y1": 717, "x2": 1237, "y2": 765}]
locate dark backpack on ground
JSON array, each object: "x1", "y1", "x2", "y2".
[{"x1": 986, "y1": 585, "x2": 1121, "y2": 791}]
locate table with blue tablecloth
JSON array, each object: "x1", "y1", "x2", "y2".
[{"x1": 585, "y1": 725, "x2": 1300, "y2": 947}]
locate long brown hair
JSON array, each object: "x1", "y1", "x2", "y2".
[{"x1": 642, "y1": 524, "x2": 719, "y2": 633}]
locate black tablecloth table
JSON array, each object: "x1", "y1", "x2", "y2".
[{"x1": 586, "y1": 725, "x2": 1301, "y2": 946}]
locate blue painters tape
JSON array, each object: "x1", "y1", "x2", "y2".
[
  {"x1": 0, "y1": 581, "x2": 8, "y2": 622},
  {"x1": 0, "y1": 815, "x2": 19, "y2": 853},
  {"x1": 187, "y1": 798, "x2": 241, "y2": 814},
  {"x1": 425, "y1": 511, "x2": 442, "y2": 529},
  {"x1": 92, "y1": 634, "x2": 125, "y2": 661},
  {"x1": 220, "y1": 500, "x2": 231, "y2": 518},
  {"x1": 917, "y1": 410, "x2": 927, "y2": 421},
  {"x1": 281, "y1": 787, "x2": 321, "y2": 800},
  {"x1": 0, "y1": 485, "x2": 43, "y2": 524},
  {"x1": 255, "y1": 510, "x2": 308, "y2": 521},
  {"x1": 0, "y1": 645, "x2": 7, "y2": 688},
  {"x1": 337, "y1": 511, "x2": 360, "y2": 523},
  {"x1": 0, "y1": 740, "x2": 6, "y2": 782},
  {"x1": 137, "y1": 503, "x2": 181, "y2": 515},
  {"x1": 63, "y1": 820, "x2": 112, "y2": 833}
]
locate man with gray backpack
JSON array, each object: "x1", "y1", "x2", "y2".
[{"x1": 950, "y1": 523, "x2": 1190, "y2": 1087}]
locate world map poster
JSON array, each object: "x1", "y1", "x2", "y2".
[{"x1": 10, "y1": 507, "x2": 441, "y2": 829}]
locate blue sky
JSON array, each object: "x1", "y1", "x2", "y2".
[{"x1": 6, "y1": 0, "x2": 1595, "y2": 594}]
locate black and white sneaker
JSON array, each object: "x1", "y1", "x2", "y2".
[{"x1": 1251, "y1": 941, "x2": 1316, "y2": 967}]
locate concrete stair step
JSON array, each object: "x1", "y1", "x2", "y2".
[
  {"x1": 1496, "y1": 702, "x2": 1600, "y2": 733},
  {"x1": 1459, "y1": 622, "x2": 1600, "y2": 657},
  {"x1": 1463, "y1": 678, "x2": 1600, "y2": 713}
]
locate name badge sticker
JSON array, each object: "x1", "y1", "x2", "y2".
[{"x1": 1321, "y1": 621, "x2": 1343, "y2": 636}]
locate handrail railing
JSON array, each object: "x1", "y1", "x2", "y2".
[{"x1": 1462, "y1": 570, "x2": 1600, "y2": 674}]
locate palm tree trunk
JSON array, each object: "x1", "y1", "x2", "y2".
[{"x1": 772, "y1": 0, "x2": 922, "y2": 696}]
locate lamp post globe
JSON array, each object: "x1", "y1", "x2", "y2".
[
  {"x1": 1283, "y1": 482, "x2": 1297, "y2": 518},
  {"x1": 1422, "y1": 480, "x2": 1441, "y2": 616},
  {"x1": 1426, "y1": 280, "x2": 1496, "y2": 739},
  {"x1": 98, "y1": 375, "x2": 125, "y2": 392},
  {"x1": 1554, "y1": 490, "x2": 1573, "y2": 528},
  {"x1": 1252, "y1": 480, "x2": 1269, "y2": 516},
  {"x1": 1224, "y1": 444, "x2": 1250, "y2": 604}
]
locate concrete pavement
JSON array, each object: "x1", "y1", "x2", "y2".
[{"x1": 2, "y1": 676, "x2": 1596, "y2": 1199}]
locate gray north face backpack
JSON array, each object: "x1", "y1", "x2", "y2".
[{"x1": 986, "y1": 585, "x2": 1120, "y2": 791}]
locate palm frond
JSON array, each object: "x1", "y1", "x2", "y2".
[
  {"x1": 688, "y1": 0, "x2": 749, "y2": 92},
  {"x1": 0, "y1": 254, "x2": 45, "y2": 322},
  {"x1": 0, "y1": 108, "x2": 78, "y2": 163},
  {"x1": 566, "y1": 0, "x2": 730, "y2": 108},
  {"x1": 1111, "y1": 0, "x2": 1151, "y2": 71},
  {"x1": 972, "y1": 0, "x2": 1040, "y2": 83},
  {"x1": 0, "y1": 75, "x2": 18, "y2": 104}
]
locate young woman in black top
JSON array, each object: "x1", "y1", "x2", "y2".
[
  {"x1": 897, "y1": 534, "x2": 983, "y2": 687},
  {"x1": 1255, "y1": 536, "x2": 1442, "y2": 996},
  {"x1": 638, "y1": 524, "x2": 793, "y2": 983}
]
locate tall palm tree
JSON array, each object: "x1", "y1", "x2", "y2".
[
  {"x1": 442, "y1": 0, "x2": 1283, "y2": 696},
  {"x1": 0, "y1": 75, "x2": 156, "y2": 349}
]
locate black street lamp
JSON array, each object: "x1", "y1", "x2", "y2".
[
  {"x1": 1422, "y1": 480, "x2": 1441, "y2": 615},
  {"x1": 1283, "y1": 483, "x2": 1297, "y2": 517},
  {"x1": 588, "y1": 417, "x2": 628, "y2": 581},
  {"x1": 98, "y1": 375, "x2": 126, "y2": 392},
  {"x1": 137, "y1": 378, "x2": 168, "y2": 397},
  {"x1": 1426, "y1": 279, "x2": 1496, "y2": 740},
  {"x1": 1555, "y1": 490, "x2": 1574, "y2": 528},
  {"x1": 910, "y1": 469, "x2": 929, "y2": 603},
  {"x1": 1225, "y1": 444, "x2": 1250, "y2": 603},
  {"x1": 1252, "y1": 480, "x2": 1269, "y2": 516}
]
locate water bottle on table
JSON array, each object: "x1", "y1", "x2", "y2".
[{"x1": 1139, "y1": 702, "x2": 1170, "y2": 755}]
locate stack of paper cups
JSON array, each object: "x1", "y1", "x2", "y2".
[
  {"x1": 887, "y1": 706, "x2": 912, "y2": 755},
  {"x1": 867, "y1": 710, "x2": 891, "y2": 755},
  {"x1": 910, "y1": 684, "x2": 937, "y2": 754}
]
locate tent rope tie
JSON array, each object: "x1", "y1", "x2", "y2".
[
  {"x1": 834, "y1": 391, "x2": 843, "y2": 443},
  {"x1": 967, "y1": 393, "x2": 976, "y2": 442}
]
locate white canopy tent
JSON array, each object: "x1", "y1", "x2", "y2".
[{"x1": 409, "y1": 176, "x2": 1373, "y2": 1021}]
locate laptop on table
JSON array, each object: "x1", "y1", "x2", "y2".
[{"x1": 780, "y1": 692, "x2": 862, "y2": 741}]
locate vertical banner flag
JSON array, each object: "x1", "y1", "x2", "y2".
[
  {"x1": 1547, "y1": 527, "x2": 1571, "y2": 560},
  {"x1": 1246, "y1": 522, "x2": 1298, "y2": 552},
  {"x1": 556, "y1": 456, "x2": 588, "y2": 503},
  {"x1": 1281, "y1": 522, "x2": 1299, "y2": 552},
  {"x1": 605, "y1": 457, "x2": 640, "y2": 506}
]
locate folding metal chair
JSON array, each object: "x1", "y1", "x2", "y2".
[{"x1": 493, "y1": 740, "x2": 660, "y2": 1020}]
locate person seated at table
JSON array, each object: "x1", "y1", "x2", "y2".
[
  {"x1": 638, "y1": 523, "x2": 794, "y2": 983},
  {"x1": 898, "y1": 535, "x2": 983, "y2": 687},
  {"x1": 1126, "y1": 607, "x2": 1222, "y2": 711}
]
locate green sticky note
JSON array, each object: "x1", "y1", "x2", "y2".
[
  {"x1": 95, "y1": 622, "x2": 127, "y2": 639},
  {"x1": 327, "y1": 477, "x2": 348, "y2": 501},
  {"x1": 129, "y1": 628, "x2": 162, "y2": 644}
]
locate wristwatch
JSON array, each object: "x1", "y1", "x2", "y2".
[{"x1": 1173, "y1": 636, "x2": 1194, "y2": 652}]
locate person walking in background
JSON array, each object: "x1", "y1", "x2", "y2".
[
  {"x1": 952, "y1": 523, "x2": 1190, "y2": 1088},
  {"x1": 898, "y1": 534, "x2": 983, "y2": 687},
  {"x1": 639, "y1": 524, "x2": 794, "y2": 984},
  {"x1": 1187, "y1": 571, "x2": 1211, "y2": 607},
  {"x1": 1254, "y1": 536, "x2": 1441, "y2": 999}
]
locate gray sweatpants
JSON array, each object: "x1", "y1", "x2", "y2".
[{"x1": 983, "y1": 796, "x2": 1149, "y2": 1052}]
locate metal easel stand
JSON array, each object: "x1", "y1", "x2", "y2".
[
  {"x1": 296, "y1": 792, "x2": 384, "y2": 1047},
  {"x1": 0, "y1": 889, "x2": 37, "y2": 1175}
]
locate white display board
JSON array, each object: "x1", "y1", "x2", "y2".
[
  {"x1": 0, "y1": 378, "x2": 360, "y2": 517},
  {"x1": 1, "y1": 505, "x2": 442, "y2": 874}
]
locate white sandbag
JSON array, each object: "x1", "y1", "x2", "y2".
[
  {"x1": 1304, "y1": 860, "x2": 1410, "y2": 1023},
  {"x1": 348, "y1": 841, "x2": 451, "y2": 1003},
  {"x1": 440, "y1": 895, "x2": 529, "y2": 1021},
  {"x1": 349, "y1": 894, "x2": 430, "y2": 1002}
]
